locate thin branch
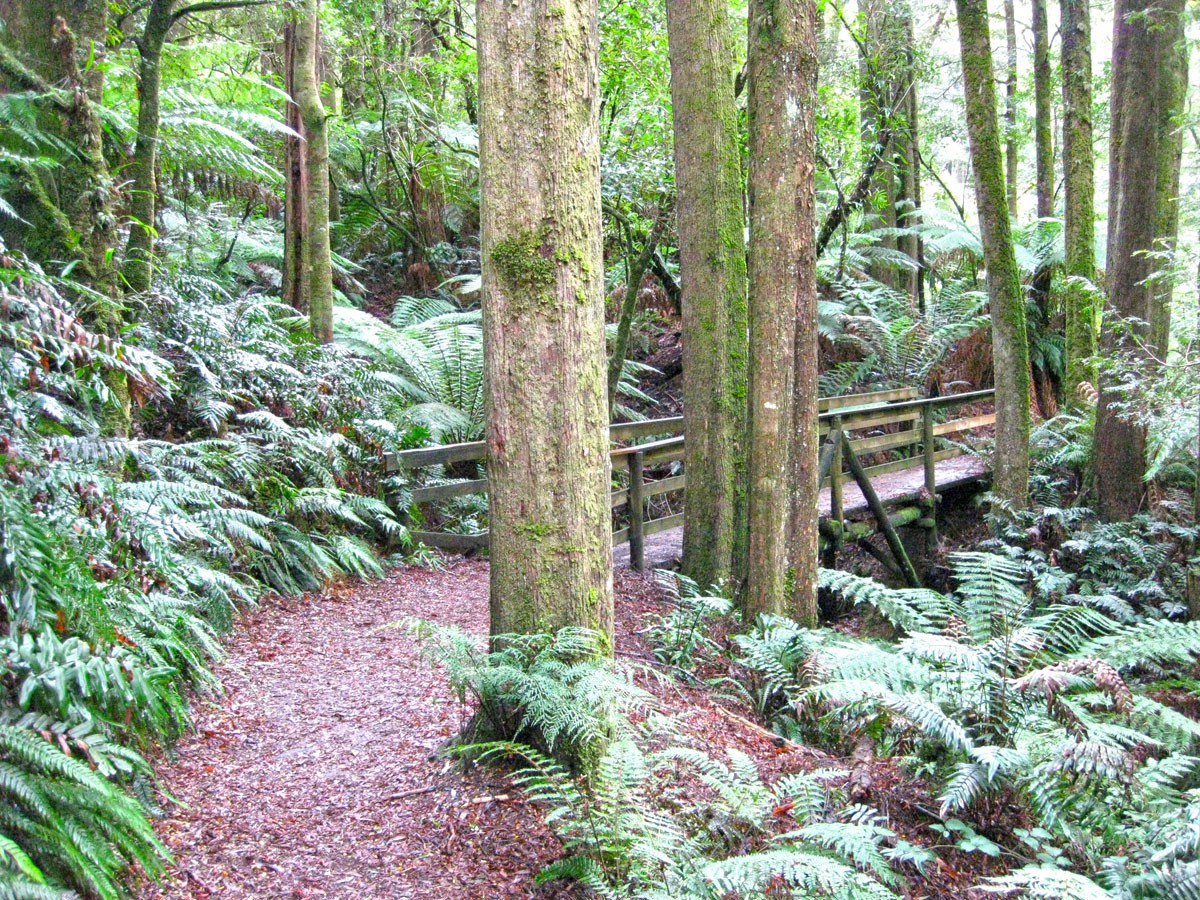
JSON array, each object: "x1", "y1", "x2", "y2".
[
  {"x1": 816, "y1": 127, "x2": 893, "y2": 257},
  {"x1": 171, "y1": 0, "x2": 273, "y2": 26}
]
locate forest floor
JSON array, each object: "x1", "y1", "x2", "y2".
[{"x1": 137, "y1": 558, "x2": 997, "y2": 900}]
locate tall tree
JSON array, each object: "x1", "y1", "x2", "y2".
[
  {"x1": 0, "y1": 2, "x2": 118, "y2": 297},
  {"x1": 1032, "y1": 0, "x2": 1054, "y2": 226},
  {"x1": 1003, "y1": 0, "x2": 1019, "y2": 217},
  {"x1": 1093, "y1": 0, "x2": 1167, "y2": 520},
  {"x1": 1061, "y1": 0, "x2": 1096, "y2": 392},
  {"x1": 955, "y1": 0, "x2": 1032, "y2": 508},
  {"x1": 123, "y1": 0, "x2": 271, "y2": 294},
  {"x1": 1149, "y1": 0, "x2": 1188, "y2": 358},
  {"x1": 293, "y1": 0, "x2": 334, "y2": 343},
  {"x1": 744, "y1": 0, "x2": 820, "y2": 623},
  {"x1": 665, "y1": 0, "x2": 749, "y2": 592},
  {"x1": 0, "y1": 1, "x2": 131, "y2": 435},
  {"x1": 478, "y1": 0, "x2": 613, "y2": 638},
  {"x1": 786, "y1": 1, "x2": 821, "y2": 627}
]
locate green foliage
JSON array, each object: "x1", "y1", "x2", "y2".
[
  {"x1": 0, "y1": 246, "x2": 408, "y2": 897},
  {"x1": 736, "y1": 552, "x2": 1200, "y2": 875},
  {"x1": 417, "y1": 622, "x2": 907, "y2": 899},
  {"x1": 644, "y1": 572, "x2": 737, "y2": 671}
]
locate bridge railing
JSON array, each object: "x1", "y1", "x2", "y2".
[{"x1": 383, "y1": 387, "x2": 995, "y2": 565}]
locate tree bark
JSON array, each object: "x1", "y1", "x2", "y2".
[
  {"x1": 744, "y1": 0, "x2": 820, "y2": 622},
  {"x1": 282, "y1": 19, "x2": 309, "y2": 313},
  {"x1": 1094, "y1": 0, "x2": 1167, "y2": 520},
  {"x1": 479, "y1": 0, "x2": 613, "y2": 639},
  {"x1": 294, "y1": 0, "x2": 333, "y2": 343},
  {"x1": 787, "y1": 2, "x2": 821, "y2": 628},
  {"x1": 1149, "y1": 0, "x2": 1187, "y2": 358},
  {"x1": 1061, "y1": 0, "x2": 1096, "y2": 394},
  {"x1": 956, "y1": 0, "x2": 1032, "y2": 508},
  {"x1": 1003, "y1": 0, "x2": 1019, "y2": 218},
  {"x1": 665, "y1": 0, "x2": 749, "y2": 592},
  {"x1": 0, "y1": 1, "x2": 129, "y2": 435},
  {"x1": 123, "y1": 0, "x2": 173, "y2": 294}
]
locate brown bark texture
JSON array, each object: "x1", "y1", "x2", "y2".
[
  {"x1": 478, "y1": 0, "x2": 614, "y2": 639},
  {"x1": 1061, "y1": 0, "x2": 1096, "y2": 393},
  {"x1": 666, "y1": 0, "x2": 749, "y2": 592},
  {"x1": 956, "y1": 0, "x2": 1032, "y2": 508},
  {"x1": 744, "y1": 0, "x2": 820, "y2": 623},
  {"x1": 1093, "y1": 0, "x2": 1168, "y2": 520}
]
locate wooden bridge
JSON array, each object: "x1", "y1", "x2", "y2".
[{"x1": 384, "y1": 387, "x2": 996, "y2": 585}]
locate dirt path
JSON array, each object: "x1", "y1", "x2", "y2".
[{"x1": 138, "y1": 560, "x2": 572, "y2": 900}]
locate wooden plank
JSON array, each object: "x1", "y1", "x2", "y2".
[
  {"x1": 411, "y1": 479, "x2": 487, "y2": 503},
  {"x1": 822, "y1": 409, "x2": 921, "y2": 434},
  {"x1": 821, "y1": 448, "x2": 964, "y2": 489},
  {"x1": 412, "y1": 531, "x2": 489, "y2": 551},
  {"x1": 643, "y1": 512, "x2": 685, "y2": 538},
  {"x1": 849, "y1": 428, "x2": 920, "y2": 455},
  {"x1": 610, "y1": 417, "x2": 685, "y2": 442},
  {"x1": 644, "y1": 474, "x2": 686, "y2": 499},
  {"x1": 611, "y1": 435, "x2": 684, "y2": 460},
  {"x1": 933, "y1": 413, "x2": 996, "y2": 436},
  {"x1": 642, "y1": 443, "x2": 686, "y2": 467},
  {"x1": 388, "y1": 440, "x2": 486, "y2": 470},
  {"x1": 611, "y1": 488, "x2": 629, "y2": 510},
  {"x1": 613, "y1": 526, "x2": 629, "y2": 545},
  {"x1": 820, "y1": 387, "x2": 919, "y2": 411}
]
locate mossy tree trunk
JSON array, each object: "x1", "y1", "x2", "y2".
[
  {"x1": 282, "y1": 18, "x2": 309, "y2": 313},
  {"x1": 294, "y1": 0, "x2": 334, "y2": 343},
  {"x1": 1149, "y1": 0, "x2": 1187, "y2": 358},
  {"x1": 786, "y1": 3, "x2": 821, "y2": 628},
  {"x1": 665, "y1": 0, "x2": 749, "y2": 592},
  {"x1": 479, "y1": 0, "x2": 613, "y2": 640},
  {"x1": 123, "y1": 0, "x2": 173, "y2": 295},
  {"x1": 1003, "y1": 0, "x2": 1019, "y2": 218},
  {"x1": 1094, "y1": 0, "x2": 1167, "y2": 520},
  {"x1": 955, "y1": 0, "x2": 1032, "y2": 508},
  {"x1": 0, "y1": 0, "x2": 129, "y2": 435},
  {"x1": 744, "y1": 0, "x2": 820, "y2": 623},
  {"x1": 1061, "y1": 0, "x2": 1096, "y2": 394},
  {"x1": 1031, "y1": 0, "x2": 1054, "y2": 309},
  {"x1": 123, "y1": 0, "x2": 271, "y2": 295}
]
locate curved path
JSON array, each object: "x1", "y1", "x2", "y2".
[{"x1": 138, "y1": 561, "x2": 572, "y2": 900}]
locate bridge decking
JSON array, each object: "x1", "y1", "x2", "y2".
[{"x1": 614, "y1": 454, "x2": 990, "y2": 570}]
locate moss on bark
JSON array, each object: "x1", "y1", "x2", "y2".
[
  {"x1": 665, "y1": 0, "x2": 749, "y2": 591},
  {"x1": 479, "y1": 0, "x2": 613, "y2": 640},
  {"x1": 955, "y1": 0, "x2": 1031, "y2": 508}
]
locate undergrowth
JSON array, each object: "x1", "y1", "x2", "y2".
[{"x1": 0, "y1": 248, "x2": 415, "y2": 897}]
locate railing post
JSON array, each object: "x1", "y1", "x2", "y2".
[
  {"x1": 922, "y1": 390, "x2": 939, "y2": 552},
  {"x1": 830, "y1": 416, "x2": 844, "y2": 537},
  {"x1": 629, "y1": 450, "x2": 645, "y2": 572}
]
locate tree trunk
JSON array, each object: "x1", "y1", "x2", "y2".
[
  {"x1": 1003, "y1": 0, "x2": 1019, "y2": 218},
  {"x1": 665, "y1": 0, "x2": 749, "y2": 592},
  {"x1": 1094, "y1": 0, "x2": 1166, "y2": 520},
  {"x1": 123, "y1": 0, "x2": 173, "y2": 294},
  {"x1": 956, "y1": 0, "x2": 1032, "y2": 508},
  {"x1": 787, "y1": 3, "x2": 821, "y2": 627},
  {"x1": 1031, "y1": 0, "x2": 1054, "y2": 284},
  {"x1": 479, "y1": 0, "x2": 613, "y2": 639},
  {"x1": 0, "y1": 1, "x2": 129, "y2": 435},
  {"x1": 294, "y1": 0, "x2": 333, "y2": 343},
  {"x1": 1061, "y1": 0, "x2": 1096, "y2": 394},
  {"x1": 282, "y1": 20, "x2": 309, "y2": 313},
  {"x1": 744, "y1": 0, "x2": 819, "y2": 621},
  {"x1": 1149, "y1": 0, "x2": 1187, "y2": 358}
]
